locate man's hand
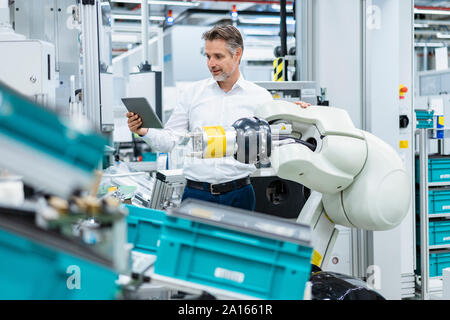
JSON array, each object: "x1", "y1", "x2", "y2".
[
  {"x1": 127, "y1": 112, "x2": 149, "y2": 136},
  {"x1": 294, "y1": 101, "x2": 311, "y2": 108}
]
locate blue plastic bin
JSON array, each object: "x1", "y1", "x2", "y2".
[
  {"x1": 430, "y1": 252, "x2": 450, "y2": 277},
  {"x1": 125, "y1": 205, "x2": 166, "y2": 255},
  {"x1": 415, "y1": 109, "x2": 434, "y2": 129},
  {"x1": 154, "y1": 200, "x2": 313, "y2": 300},
  {"x1": 429, "y1": 189, "x2": 450, "y2": 215},
  {"x1": 0, "y1": 83, "x2": 108, "y2": 173},
  {"x1": 430, "y1": 220, "x2": 450, "y2": 246},
  {"x1": 417, "y1": 220, "x2": 450, "y2": 246},
  {"x1": 415, "y1": 156, "x2": 450, "y2": 184},
  {"x1": 416, "y1": 188, "x2": 450, "y2": 215},
  {"x1": 0, "y1": 227, "x2": 118, "y2": 299},
  {"x1": 141, "y1": 152, "x2": 157, "y2": 162}
]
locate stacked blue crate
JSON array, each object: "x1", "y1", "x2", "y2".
[
  {"x1": 154, "y1": 199, "x2": 313, "y2": 300},
  {"x1": 125, "y1": 204, "x2": 166, "y2": 255},
  {"x1": 415, "y1": 153, "x2": 450, "y2": 278},
  {"x1": 124, "y1": 200, "x2": 314, "y2": 299}
]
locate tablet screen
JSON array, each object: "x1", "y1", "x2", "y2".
[{"x1": 122, "y1": 97, "x2": 163, "y2": 129}]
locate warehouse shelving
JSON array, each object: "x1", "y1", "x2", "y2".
[{"x1": 416, "y1": 128, "x2": 450, "y2": 300}]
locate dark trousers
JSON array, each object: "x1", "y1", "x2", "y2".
[{"x1": 181, "y1": 184, "x2": 256, "y2": 211}]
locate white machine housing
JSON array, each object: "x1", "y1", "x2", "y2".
[
  {"x1": 0, "y1": 1, "x2": 57, "y2": 109},
  {"x1": 256, "y1": 100, "x2": 411, "y2": 231},
  {"x1": 0, "y1": 39, "x2": 57, "y2": 108},
  {"x1": 126, "y1": 71, "x2": 162, "y2": 123}
]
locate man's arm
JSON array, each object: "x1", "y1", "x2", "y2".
[{"x1": 126, "y1": 91, "x2": 189, "y2": 153}]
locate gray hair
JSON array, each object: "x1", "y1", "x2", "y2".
[{"x1": 202, "y1": 24, "x2": 244, "y2": 56}]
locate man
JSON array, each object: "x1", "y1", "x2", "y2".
[{"x1": 127, "y1": 24, "x2": 310, "y2": 211}]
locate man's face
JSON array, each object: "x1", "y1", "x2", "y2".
[{"x1": 204, "y1": 39, "x2": 241, "y2": 81}]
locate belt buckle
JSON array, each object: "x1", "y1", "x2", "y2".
[{"x1": 210, "y1": 184, "x2": 220, "y2": 195}]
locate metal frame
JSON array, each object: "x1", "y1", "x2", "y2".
[
  {"x1": 404, "y1": 0, "x2": 417, "y2": 298},
  {"x1": 0, "y1": 134, "x2": 94, "y2": 199},
  {"x1": 146, "y1": 266, "x2": 262, "y2": 300},
  {"x1": 417, "y1": 128, "x2": 430, "y2": 299},
  {"x1": 350, "y1": 0, "x2": 372, "y2": 281},
  {"x1": 295, "y1": 0, "x2": 312, "y2": 81},
  {"x1": 80, "y1": 0, "x2": 102, "y2": 130},
  {"x1": 416, "y1": 128, "x2": 450, "y2": 300}
]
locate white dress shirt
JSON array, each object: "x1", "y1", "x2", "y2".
[{"x1": 141, "y1": 75, "x2": 273, "y2": 184}]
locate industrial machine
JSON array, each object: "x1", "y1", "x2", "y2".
[
  {"x1": 186, "y1": 99, "x2": 411, "y2": 270},
  {"x1": 0, "y1": 0, "x2": 414, "y2": 300},
  {"x1": 0, "y1": 0, "x2": 57, "y2": 109},
  {"x1": 0, "y1": 81, "x2": 311, "y2": 300},
  {"x1": 124, "y1": 0, "x2": 163, "y2": 123},
  {"x1": 251, "y1": 81, "x2": 322, "y2": 219},
  {"x1": 0, "y1": 77, "x2": 411, "y2": 299},
  {"x1": 0, "y1": 81, "x2": 130, "y2": 299},
  {"x1": 254, "y1": 81, "x2": 319, "y2": 106}
]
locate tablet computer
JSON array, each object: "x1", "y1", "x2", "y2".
[{"x1": 121, "y1": 97, "x2": 163, "y2": 129}]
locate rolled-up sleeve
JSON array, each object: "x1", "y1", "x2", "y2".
[{"x1": 141, "y1": 88, "x2": 189, "y2": 153}]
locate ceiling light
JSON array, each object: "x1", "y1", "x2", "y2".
[
  {"x1": 271, "y1": 4, "x2": 294, "y2": 11},
  {"x1": 437, "y1": 32, "x2": 450, "y2": 39},
  {"x1": 414, "y1": 8, "x2": 450, "y2": 15},
  {"x1": 112, "y1": 14, "x2": 166, "y2": 21},
  {"x1": 239, "y1": 17, "x2": 295, "y2": 25},
  {"x1": 414, "y1": 23, "x2": 430, "y2": 28},
  {"x1": 415, "y1": 42, "x2": 446, "y2": 47},
  {"x1": 414, "y1": 19, "x2": 450, "y2": 26},
  {"x1": 243, "y1": 29, "x2": 278, "y2": 36}
]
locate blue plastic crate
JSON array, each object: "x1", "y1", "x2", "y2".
[
  {"x1": 125, "y1": 205, "x2": 165, "y2": 255},
  {"x1": 430, "y1": 252, "x2": 450, "y2": 277},
  {"x1": 141, "y1": 152, "x2": 157, "y2": 162},
  {"x1": 415, "y1": 109, "x2": 434, "y2": 129},
  {"x1": 415, "y1": 156, "x2": 450, "y2": 184},
  {"x1": 154, "y1": 200, "x2": 313, "y2": 300},
  {"x1": 415, "y1": 188, "x2": 450, "y2": 215},
  {"x1": 0, "y1": 227, "x2": 118, "y2": 299},
  {"x1": 417, "y1": 220, "x2": 450, "y2": 246},
  {"x1": 429, "y1": 189, "x2": 450, "y2": 215},
  {"x1": 0, "y1": 82, "x2": 108, "y2": 173},
  {"x1": 430, "y1": 220, "x2": 450, "y2": 246}
]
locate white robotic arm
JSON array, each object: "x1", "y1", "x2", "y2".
[
  {"x1": 187, "y1": 100, "x2": 411, "y2": 232},
  {"x1": 185, "y1": 100, "x2": 411, "y2": 269},
  {"x1": 256, "y1": 100, "x2": 411, "y2": 231}
]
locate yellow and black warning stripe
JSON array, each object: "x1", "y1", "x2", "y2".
[{"x1": 273, "y1": 58, "x2": 284, "y2": 82}]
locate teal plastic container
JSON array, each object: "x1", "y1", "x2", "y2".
[
  {"x1": 416, "y1": 188, "x2": 450, "y2": 215},
  {"x1": 415, "y1": 156, "x2": 450, "y2": 184},
  {"x1": 430, "y1": 252, "x2": 450, "y2": 277},
  {"x1": 430, "y1": 220, "x2": 450, "y2": 246},
  {"x1": 0, "y1": 83, "x2": 108, "y2": 173},
  {"x1": 415, "y1": 109, "x2": 434, "y2": 129},
  {"x1": 154, "y1": 200, "x2": 313, "y2": 300},
  {"x1": 141, "y1": 152, "x2": 157, "y2": 162},
  {"x1": 0, "y1": 227, "x2": 118, "y2": 300},
  {"x1": 125, "y1": 205, "x2": 165, "y2": 255},
  {"x1": 429, "y1": 189, "x2": 450, "y2": 214},
  {"x1": 417, "y1": 220, "x2": 450, "y2": 246}
]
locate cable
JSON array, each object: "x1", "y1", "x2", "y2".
[{"x1": 276, "y1": 136, "x2": 316, "y2": 151}]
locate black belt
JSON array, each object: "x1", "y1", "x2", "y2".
[{"x1": 186, "y1": 177, "x2": 251, "y2": 195}]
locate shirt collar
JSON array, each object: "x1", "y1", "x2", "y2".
[
  {"x1": 208, "y1": 74, "x2": 248, "y2": 92},
  {"x1": 234, "y1": 75, "x2": 248, "y2": 91}
]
